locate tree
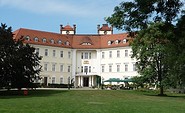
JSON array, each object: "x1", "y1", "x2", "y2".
[
  {"x1": 0, "y1": 23, "x2": 41, "y2": 89},
  {"x1": 106, "y1": 0, "x2": 184, "y2": 95}
]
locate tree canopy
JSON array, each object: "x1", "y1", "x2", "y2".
[
  {"x1": 106, "y1": 0, "x2": 185, "y2": 95},
  {"x1": 0, "y1": 23, "x2": 41, "y2": 89}
]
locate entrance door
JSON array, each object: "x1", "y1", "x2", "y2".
[
  {"x1": 83, "y1": 77, "x2": 89, "y2": 87},
  {"x1": 44, "y1": 77, "x2": 48, "y2": 86}
]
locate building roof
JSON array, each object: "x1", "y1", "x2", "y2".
[
  {"x1": 13, "y1": 27, "x2": 131, "y2": 49},
  {"x1": 62, "y1": 25, "x2": 74, "y2": 31}
]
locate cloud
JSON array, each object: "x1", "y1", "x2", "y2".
[{"x1": 0, "y1": 0, "x2": 122, "y2": 18}]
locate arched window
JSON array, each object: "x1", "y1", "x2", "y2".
[
  {"x1": 123, "y1": 39, "x2": 127, "y2": 43},
  {"x1": 34, "y1": 37, "x2": 39, "y2": 42},
  {"x1": 108, "y1": 41, "x2": 111, "y2": 45},
  {"x1": 42, "y1": 38, "x2": 47, "y2": 43},
  {"x1": 58, "y1": 40, "x2": 62, "y2": 44},
  {"x1": 50, "y1": 39, "x2": 54, "y2": 44},
  {"x1": 25, "y1": 35, "x2": 30, "y2": 41},
  {"x1": 65, "y1": 41, "x2": 70, "y2": 45},
  {"x1": 115, "y1": 40, "x2": 119, "y2": 44}
]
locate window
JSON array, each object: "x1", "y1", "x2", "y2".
[
  {"x1": 102, "y1": 65, "x2": 105, "y2": 72},
  {"x1": 117, "y1": 50, "x2": 120, "y2": 58},
  {"x1": 89, "y1": 66, "x2": 91, "y2": 73},
  {"x1": 60, "y1": 77, "x2": 63, "y2": 84},
  {"x1": 51, "y1": 77, "x2": 55, "y2": 84},
  {"x1": 44, "y1": 63, "x2": 48, "y2": 71},
  {"x1": 60, "y1": 51, "x2": 63, "y2": 58},
  {"x1": 102, "y1": 52, "x2": 105, "y2": 59},
  {"x1": 109, "y1": 65, "x2": 112, "y2": 72},
  {"x1": 115, "y1": 40, "x2": 119, "y2": 44},
  {"x1": 117, "y1": 65, "x2": 120, "y2": 72},
  {"x1": 84, "y1": 66, "x2": 88, "y2": 74},
  {"x1": 85, "y1": 52, "x2": 88, "y2": 59},
  {"x1": 50, "y1": 39, "x2": 54, "y2": 44},
  {"x1": 125, "y1": 64, "x2": 128, "y2": 72},
  {"x1": 68, "y1": 51, "x2": 71, "y2": 58},
  {"x1": 81, "y1": 53, "x2": 83, "y2": 59},
  {"x1": 81, "y1": 66, "x2": 83, "y2": 73},
  {"x1": 68, "y1": 66, "x2": 70, "y2": 72},
  {"x1": 133, "y1": 63, "x2": 136, "y2": 71},
  {"x1": 45, "y1": 49, "x2": 48, "y2": 56},
  {"x1": 42, "y1": 38, "x2": 46, "y2": 43},
  {"x1": 25, "y1": 36, "x2": 30, "y2": 41},
  {"x1": 108, "y1": 41, "x2": 111, "y2": 45},
  {"x1": 52, "y1": 64, "x2": 56, "y2": 71},
  {"x1": 34, "y1": 37, "x2": 39, "y2": 42},
  {"x1": 123, "y1": 39, "x2": 127, "y2": 43},
  {"x1": 125, "y1": 50, "x2": 128, "y2": 57},
  {"x1": 60, "y1": 65, "x2": 63, "y2": 72},
  {"x1": 89, "y1": 53, "x2": 91, "y2": 59},
  {"x1": 35, "y1": 48, "x2": 39, "y2": 56},
  {"x1": 109, "y1": 51, "x2": 112, "y2": 58},
  {"x1": 58, "y1": 40, "x2": 62, "y2": 44},
  {"x1": 66, "y1": 41, "x2": 69, "y2": 45},
  {"x1": 53, "y1": 50, "x2": 56, "y2": 57}
]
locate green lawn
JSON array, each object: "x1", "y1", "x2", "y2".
[{"x1": 0, "y1": 89, "x2": 185, "y2": 113}]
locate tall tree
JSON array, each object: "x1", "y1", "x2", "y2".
[
  {"x1": 0, "y1": 23, "x2": 41, "y2": 89},
  {"x1": 106, "y1": 0, "x2": 184, "y2": 95}
]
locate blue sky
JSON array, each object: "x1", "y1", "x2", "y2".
[{"x1": 0, "y1": 0, "x2": 126, "y2": 34}]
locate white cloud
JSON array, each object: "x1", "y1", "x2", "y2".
[{"x1": 0, "y1": 0, "x2": 122, "y2": 18}]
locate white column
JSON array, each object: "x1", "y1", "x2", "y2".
[
  {"x1": 89, "y1": 76, "x2": 92, "y2": 87},
  {"x1": 72, "y1": 49, "x2": 76, "y2": 86}
]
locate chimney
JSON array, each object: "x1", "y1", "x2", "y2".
[
  {"x1": 60, "y1": 24, "x2": 63, "y2": 34},
  {"x1": 97, "y1": 24, "x2": 100, "y2": 34},
  {"x1": 73, "y1": 24, "x2": 76, "y2": 34}
]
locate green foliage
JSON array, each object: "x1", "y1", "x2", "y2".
[
  {"x1": 0, "y1": 23, "x2": 41, "y2": 89},
  {"x1": 106, "y1": 0, "x2": 183, "y2": 31}
]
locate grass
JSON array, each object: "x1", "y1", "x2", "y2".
[{"x1": 0, "y1": 89, "x2": 185, "y2": 113}]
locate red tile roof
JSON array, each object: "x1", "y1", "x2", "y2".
[
  {"x1": 99, "y1": 24, "x2": 112, "y2": 31},
  {"x1": 62, "y1": 25, "x2": 74, "y2": 31},
  {"x1": 13, "y1": 28, "x2": 131, "y2": 49}
]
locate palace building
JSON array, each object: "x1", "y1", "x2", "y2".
[{"x1": 13, "y1": 24, "x2": 138, "y2": 87}]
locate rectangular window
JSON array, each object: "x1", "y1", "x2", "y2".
[
  {"x1": 133, "y1": 63, "x2": 136, "y2": 71},
  {"x1": 117, "y1": 65, "x2": 120, "y2": 72},
  {"x1": 102, "y1": 52, "x2": 105, "y2": 59},
  {"x1": 84, "y1": 66, "x2": 88, "y2": 74},
  {"x1": 44, "y1": 63, "x2": 47, "y2": 71},
  {"x1": 117, "y1": 50, "x2": 120, "y2": 58},
  {"x1": 60, "y1": 51, "x2": 63, "y2": 58},
  {"x1": 68, "y1": 51, "x2": 71, "y2": 58},
  {"x1": 53, "y1": 50, "x2": 56, "y2": 57},
  {"x1": 85, "y1": 52, "x2": 88, "y2": 59},
  {"x1": 35, "y1": 48, "x2": 39, "y2": 56},
  {"x1": 60, "y1": 77, "x2": 63, "y2": 84},
  {"x1": 52, "y1": 64, "x2": 56, "y2": 71},
  {"x1": 81, "y1": 53, "x2": 83, "y2": 59},
  {"x1": 125, "y1": 64, "x2": 128, "y2": 72},
  {"x1": 109, "y1": 65, "x2": 112, "y2": 72},
  {"x1": 102, "y1": 65, "x2": 105, "y2": 72},
  {"x1": 81, "y1": 66, "x2": 83, "y2": 73},
  {"x1": 68, "y1": 66, "x2": 70, "y2": 72},
  {"x1": 52, "y1": 77, "x2": 55, "y2": 84},
  {"x1": 60, "y1": 65, "x2": 63, "y2": 72},
  {"x1": 45, "y1": 49, "x2": 48, "y2": 56},
  {"x1": 89, "y1": 53, "x2": 91, "y2": 59},
  {"x1": 89, "y1": 66, "x2": 91, "y2": 73},
  {"x1": 109, "y1": 51, "x2": 112, "y2": 58},
  {"x1": 125, "y1": 50, "x2": 128, "y2": 57}
]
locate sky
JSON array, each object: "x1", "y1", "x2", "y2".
[{"x1": 0, "y1": 0, "x2": 125, "y2": 34}]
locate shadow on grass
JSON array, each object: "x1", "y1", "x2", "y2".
[
  {"x1": 0, "y1": 89, "x2": 69, "y2": 99},
  {"x1": 144, "y1": 93, "x2": 185, "y2": 99}
]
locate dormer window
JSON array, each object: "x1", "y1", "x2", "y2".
[
  {"x1": 42, "y1": 38, "x2": 47, "y2": 43},
  {"x1": 115, "y1": 40, "x2": 119, "y2": 44},
  {"x1": 50, "y1": 39, "x2": 54, "y2": 44},
  {"x1": 108, "y1": 41, "x2": 111, "y2": 45},
  {"x1": 123, "y1": 39, "x2": 127, "y2": 43},
  {"x1": 25, "y1": 36, "x2": 30, "y2": 41},
  {"x1": 58, "y1": 40, "x2": 62, "y2": 44},
  {"x1": 34, "y1": 37, "x2": 39, "y2": 42},
  {"x1": 65, "y1": 41, "x2": 70, "y2": 45}
]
